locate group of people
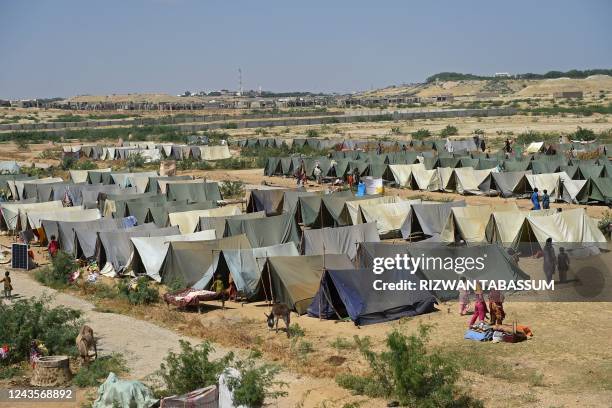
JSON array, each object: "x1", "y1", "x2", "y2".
[
  {"x1": 543, "y1": 237, "x2": 570, "y2": 284},
  {"x1": 459, "y1": 278, "x2": 506, "y2": 327},
  {"x1": 530, "y1": 188, "x2": 552, "y2": 210}
]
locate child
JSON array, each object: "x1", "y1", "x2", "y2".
[
  {"x1": 557, "y1": 247, "x2": 570, "y2": 283},
  {"x1": 212, "y1": 274, "x2": 225, "y2": 309},
  {"x1": 458, "y1": 276, "x2": 470, "y2": 315},
  {"x1": 48, "y1": 235, "x2": 59, "y2": 258},
  {"x1": 469, "y1": 282, "x2": 488, "y2": 327},
  {"x1": 488, "y1": 289, "x2": 505, "y2": 325},
  {"x1": 0, "y1": 271, "x2": 12, "y2": 299},
  {"x1": 542, "y1": 189, "x2": 550, "y2": 210}
]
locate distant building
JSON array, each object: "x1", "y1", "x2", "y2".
[
  {"x1": 432, "y1": 94, "x2": 454, "y2": 103},
  {"x1": 553, "y1": 91, "x2": 583, "y2": 99},
  {"x1": 494, "y1": 72, "x2": 511, "y2": 78}
]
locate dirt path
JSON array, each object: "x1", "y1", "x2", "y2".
[{"x1": 1, "y1": 268, "x2": 381, "y2": 407}]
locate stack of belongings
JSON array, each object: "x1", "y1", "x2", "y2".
[{"x1": 465, "y1": 321, "x2": 533, "y2": 343}]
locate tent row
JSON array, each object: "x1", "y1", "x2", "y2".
[{"x1": 67, "y1": 143, "x2": 231, "y2": 162}]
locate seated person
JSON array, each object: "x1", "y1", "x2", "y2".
[{"x1": 47, "y1": 235, "x2": 59, "y2": 258}]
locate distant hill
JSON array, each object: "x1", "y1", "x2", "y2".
[
  {"x1": 358, "y1": 74, "x2": 612, "y2": 99},
  {"x1": 426, "y1": 69, "x2": 612, "y2": 83}
]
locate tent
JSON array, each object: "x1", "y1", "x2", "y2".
[
  {"x1": 489, "y1": 171, "x2": 531, "y2": 197},
  {"x1": 166, "y1": 182, "x2": 221, "y2": 203},
  {"x1": 303, "y1": 222, "x2": 379, "y2": 259},
  {"x1": 440, "y1": 203, "x2": 519, "y2": 243},
  {"x1": 224, "y1": 213, "x2": 301, "y2": 247},
  {"x1": 69, "y1": 168, "x2": 111, "y2": 184},
  {"x1": 358, "y1": 200, "x2": 420, "y2": 238},
  {"x1": 162, "y1": 235, "x2": 251, "y2": 286},
  {"x1": 27, "y1": 207, "x2": 100, "y2": 230},
  {"x1": 246, "y1": 188, "x2": 303, "y2": 216},
  {"x1": 315, "y1": 194, "x2": 380, "y2": 228},
  {"x1": 131, "y1": 229, "x2": 217, "y2": 282},
  {"x1": 0, "y1": 201, "x2": 63, "y2": 231},
  {"x1": 74, "y1": 222, "x2": 158, "y2": 256},
  {"x1": 341, "y1": 196, "x2": 404, "y2": 226},
  {"x1": 97, "y1": 226, "x2": 180, "y2": 276},
  {"x1": 513, "y1": 172, "x2": 566, "y2": 200},
  {"x1": 8, "y1": 177, "x2": 63, "y2": 200},
  {"x1": 156, "y1": 178, "x2": 202, "y2": 195},
  {"x1": 409, "y1": 167, "x2": 440, "y2": 191},
  {"x1": 400, "y1": 201, "x2": 466, "y2": 240},
  {"x1": 41, "y1": 218, "x2": 115, "y2": 254},
  {"x1": 385, "y1": 163, "x2": 426, "y2": 187},
  {"x1": 110, "y1": 172, "x2": 158, "y2": 193},
  {"x1": 169, "y1": 205, "x2": 241, "y2": 234},
  {"x1": 484, "y1": 209, "x2": 557, "y2": 246},
  {"x1": 503, "y1": 160, "x2": 531, "y2": 172},
  {"x1": 198, "y1": 211, "x2": 265, "y2": 238},
  {"x1": 197, "y1": 145, "x2": 231, "y2": 161},
  {"x1": 307, "y1": 266, "x2": 437, "y2": 325},
  {"x1": 512, "y1": 208, "x2": 607, "y2": 256},
  {"x1": 0, "y1": 161, "x2": 20, "y2": 174},
  {"x1": 194, "y1": 242, "x2": 299, "y2": 300},
  {"x1": 526, "y1": 142, "x2": 544, "y2": 154},
  {"x1": 449, "y1": 168, "x2": 494, "y2": 195},
  {"x1": 576, "y1": 177, "x2": 612, "y2": 204},
  {"x1": 295, "y1": 191, "x2": 354, "y2": 227},
  {"x1": 262, "y1": 254, "x2": 353, "y2": 315}
]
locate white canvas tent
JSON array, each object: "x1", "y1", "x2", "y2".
[
  {"x1": 198, "y1": 145, "x2": 231, "y2": 161},
  {"x1": 343, "y1": 196, "x2": 404, "y2": 225},
  {"x1": 359, "y1": 200, "x2": 421, "y2": 237},
  {"x1": 26, "y1": 207, "x2": 100, "y2": 230},
  {"x1": 131, "y1": 229, "x2": 217, "y2": 282},
  {"x1": 1, "y1": 201, "x2": 63, "y2": 230},
  {"x1": 69, "y1": 168, "x2": 111, "y2": 184},
  {"x1": 526, "y1": 142, "x2": 544, "y2": 153},
  {"x1": 440, "y1": 203, "x2": 519, "y2": 243},
  {"x1": 387, "y1": 163, "x2": 425, "y2": 187}
]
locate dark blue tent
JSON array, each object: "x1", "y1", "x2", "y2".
[{"x1": 307, "y1": 266, "x2": 437, "y2": 326}]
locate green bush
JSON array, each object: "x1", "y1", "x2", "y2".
[
  {"x1": 220, "y1": 180, "x2": 245, "y2": 199},
  {"x1": 336, "y1": 325, "x2": 482, "y2": 407},
  {"x1": 0, "y1": 296, "x2": 82, "y2": 365},
  {"x1": 61, "y1": 157, "x2": 98, "y2": 170},
  {"x1": 439, "y1": 125, "x2": 458, "y2": 137},
  {"x1": 157, "y1": 340, "x2": 234, "y2": 396},
  {"x1": 127, "y1": 153, "x2": 146, "y2": 169},
  {"x1": 573, "y1": 126, "x2": 596, "y2": 141},
  {"x1": 117, "y1": 277, "x2": 159, "y2": 305},
  {"x1": 411, "y1": 128, "x2": 431, "y2": 139},
  {"x1": 72, "y1": 353, "x2": 128, "y2": 387},
  {"x1": 305, "y1": 129, "x2": 319, "y2": 138},
  {"x1": 34, "y1": 250, "x2": 78, "y2": 289},
  {"x1": 225, "y1": 358, "x2": 287, "y2": 407},
  {"x1": 16, "y1": 139, "x2": 29, "y2": 151}
]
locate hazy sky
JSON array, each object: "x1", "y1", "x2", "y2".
[{"x1": 1, "y1": 0, "x2": 611, "y2": 99}]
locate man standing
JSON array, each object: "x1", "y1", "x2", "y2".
[
  {"x1": 542, "y1": 189, "x2": 550, "y2": 210},
  {"x1": 531, "y1": 188, "x2": 541, "y2": 210},
  {"x1": 543, "y1": 238, "x2": 556, "y2": 284}
]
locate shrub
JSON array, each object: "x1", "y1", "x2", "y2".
[
  {"x1": 157, "y1": 340, "x2": 234, "y2": 396},
  {"x1": 220, "y1": 180, "x2": 245, "y2": 199},
  {"x1": 336, "y1": 325, "x2": 482, "y2": 407},
  {"x1": 305, "y1": 129, "x2": 319, "y2": 138},
  {"x1": 330, "y1": 337, "x2": 355, "y2": 350},
  {"x1": 34, "y1": 250, "x2": 78, "y2": 289},
  {"x1": 221, "y1": 122, "x2": 238, "y2": 129},
  {"x1": 225, "y1": 357, "x2": 287, "y2": 407},
  {"x1": 166, "y1": 277, "x2": 186, "y2": 293},
  {"x1": 411, "y1": 128, "x2": 431, "y2": 139},
  {"x1": 16, "y1": 139, "x2": 29, "y2": 151},
  {"x1": 287, "y1": 323, "x2": 305, "y2": 338},
  {"x1": 72, "y1": 353, "x2": 128, "y2": 387},
  {"x1": 572, "y1": 126, "x2": 596, "y2": 141},
  {"x1": 439, "y1": 125, "x2": 458, "y2": 137},
  {"x1": 127, "y1": 153, "x2": 146, "y2": 169},
  {"x1": 474, "y1": 128, "x2": 485, "y2": 135},
  {"x1": 0, "y1": 296, "x2": 82, "y2": 365},
  {"x1": 61, "y1": 157, "x2": 98, "y2": 170},
  {"x1": 117, "y1": 277, "x2": 159, "y2": 305}
]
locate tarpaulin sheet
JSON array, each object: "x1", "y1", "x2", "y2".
[
  {"x1": 198, "y1": 211, "x2": 265, "y2": 238},
  {"x1": 224, "y1": 213, "x2": 301, "y2": 247}
]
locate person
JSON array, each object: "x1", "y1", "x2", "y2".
[
  {"x1": 352, "y1": 167, "x2": 361, "y2": 188},
  {"x1": 480, "y1": 138, "x2": 486, "y2": 152},
  {"x1": 402, "y1": 144, "x2": 407, "y2": 153},
  {"x1": 531, "y1": 188, "x2": 541, "y2": 210},
  {"x1": 557, "y1": 208, "x2": 563, "y2": 213},
  {"x1": 504, "y1": 138, "x2": 512, "y2": 153},
  {"x1": 47, "y1": 235, "x2": 59, "y2": 258},
  {"x1": 212, "y1": 274, "x2": 225, "y2": 309},
  {"x1": 313, "y1": 163, "x2": 322, "y2": 184},
  {"x1": 458, "y1": 276, "x2": 470, "y2": 316},
  {"x1": 376, "y1": 142, "x2": 383, "y2": 155},
  {"x1": 507, "y1": 248, "x2": 520, "y2": 266},
  {"x1": 445, "y1": 138, "x2": 454, "y2": 153},
  {"x1": 469, "y1": 282, "x2": 488, "y2": 327},
  {"x1": 542, "y1": 189, "x2": 550, "y2": 210},
  {"x1": 557, "y1": 247, "x2": 570, "y2": 283},
  {"x1": 543, "y1": 237, "x2": 556, "y2": 284},
  {"x1": 488, "y1": 289, "x2": 505, "y2": 325},
  {"x1": 228, "y1": 275, "x2": 238, "y2": 301},
  {"x1": 1, "y1": 271, "x2": 12, "y2": 299}
]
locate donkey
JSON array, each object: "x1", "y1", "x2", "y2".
[
  {"x1": 76, "y1": 325, "x2": 97, "y2": 365},
  {"x1": 265, "y1": 303, "x2": 291, "y2": 338}
]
